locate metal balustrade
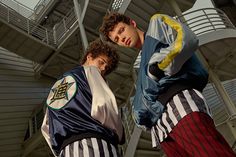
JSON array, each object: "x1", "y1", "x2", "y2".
[
  {"x1": 0, "y1": 1, "x2": 55, "y2": 45},
  {"x1": 0, "y1": 0, "x2": 35, "y2": 19},
  {"x1": 1, "y1": 2, "x2": 235, "y2": 50},
  {"x1": 177, "y1": 8, "x2": 235, "y2": 36},
  {"x1": 0, "y1": 1, "x2": 80, "y2": 47},
  {"x1": 53, "y1": 8, "x2": 77, "y2": 45},
  {"x1": 0, "y1": 0, "x2": 52, "y2": 20}
]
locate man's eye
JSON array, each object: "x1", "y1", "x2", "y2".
[
  {"x1": 119, "y1": 27, "x2": 124, "y2": 34},
  {"x1": 114, "y1": 37, "x2": 118, "y2": 43}
]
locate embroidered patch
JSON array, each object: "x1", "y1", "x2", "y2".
[{"x1": 46, "y1": 75, "x2": 77, "y2": 109}]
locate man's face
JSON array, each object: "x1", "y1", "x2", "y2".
[
  {"x1": 86, "y1": 54, "x2": 109, "y2": 76},
  {"x1": 108, "y1": 21, "x2": 140, "y2": 48}
]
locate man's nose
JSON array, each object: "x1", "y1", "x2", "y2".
[
  {"x1": 121, "y1": 36, "x2": 125, "y2": 43},
  {"x1": 118, "y1": 34, "x2": 125, "y2": 43}
]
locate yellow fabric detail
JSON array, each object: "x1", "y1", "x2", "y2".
[{"x1": 151, "y1": 14, "x2": 183, "y2": 70}]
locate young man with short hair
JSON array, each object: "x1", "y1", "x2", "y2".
[
  {"x1": 100, "y1": 12, "x2": 236, "y2": 157},
  {"x1": 41, "y1": 39, "x2": 125, "y2": 157}
]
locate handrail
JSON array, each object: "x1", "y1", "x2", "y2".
[
  {"x1": 0, "y1": 1, "x2": 82, "y2": 47},
  {"x1": 0, "y1": 1, "x2": 55, "y2": 46},
  {"x1": 0, "y1": 0, "x2": 35, "y2": 19},
  {"x1": 0, "y1": 0, "x2": 53, "y2": 21},
  {"x1": 53, "y1": 8, "x2": 77, "y2": 45},
  {"x1": 1, "y1": 2, "x2": 236, "y2": 48},
  {"x1": 177, "y1": 8, "x2": 235, "y2": 36},
  {"x1": 2, "y1": 2, "x2": 235, "y2": 50}
]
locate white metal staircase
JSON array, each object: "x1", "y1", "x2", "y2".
[
  {"x1": 0, "y1": 0, "x2": 236, "y2": 157},
  {"x1": 0, "y1": 1, "x2": 55, "y2": 63}
]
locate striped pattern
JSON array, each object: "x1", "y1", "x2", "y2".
[
  {"x1": 151, "y1": 89, "x2": 210, "y2": 143},
  {"x1": 59, "y1": 138, "x2": 120, "y2": 157},
  {"x1": 161, "y1": 112, "x2": 236, "y2": 157}
]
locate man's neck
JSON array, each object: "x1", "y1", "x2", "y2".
[{"x1": 135, "y1": 29, "x2": 144, "y2": 50}]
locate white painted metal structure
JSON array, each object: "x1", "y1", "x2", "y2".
[{"x1": 0, "y1": 0, "x2": 236, "y2": 157}]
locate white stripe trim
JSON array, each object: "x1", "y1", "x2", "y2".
[
  {"x1": 193, "y1": 89, "x2": 204, "y2": 99},
  {"x1": 111, "y1": 144, "x2": 118, "y2": 157},
  {"x1": 156, "y1": 125, "x2": 164, "y2": 142},
  {"x1": 166, "y1": 103, "x2": 178, "y2": 125},
  {"x1": 157, "y1": 120, "x2": 167, "y2": 141},
  {"x1": 101, "y1": 139, "x2": 109, "y2": 157},
  {"x1": 91, "y1": 138, "x2": 100, "y2": 157},
  {"x1": 65, "y1": 145, "x2": 70, "y2": 157},
  {"x1": 151, "y1": 128, "x2": 158, "y2": 147},
  {"x1": 73, "y1": 141, "x2": 79, "y2": 157},
  {"x1": 194, "y1": 89, "x2": 212, "y2": 116},
  {"x1": 174, "y1": 95, "x2": 187, "y2": 117},
  {"x1": 183, "y1": 90, "x2": 199, "y2": 112},
  {"x1": 162, "y1": 112, "x2": 171, "y2": 132},
  {"x1": 82, "y1": 139, "x2": 89, "y2": 157}
]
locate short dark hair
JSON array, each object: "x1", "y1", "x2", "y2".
[
  {"x1": 81, "y1": 38, "x2": 119, "y2": 76},
  {"x1": 99, "y1": 12, "x2": 130, "y2": 43}
]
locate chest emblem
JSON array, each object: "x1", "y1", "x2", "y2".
[{"x1": 46, "y1": 75, "x2": 77, "y2": 109}]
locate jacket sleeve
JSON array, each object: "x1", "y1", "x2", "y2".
[
  {"x1": 41, "y1": 108, "x2": 57, "y2": 157},
  {"x1": 147, "y1": 14, "x2": 199, "y2": 76},
  {"x1": 84, "y1": 66, "x2": 124, "y2": 143}
]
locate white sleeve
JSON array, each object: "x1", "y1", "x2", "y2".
[
  {"x1": 84, "y1": 66, "x2": 124, "y2": 142},
  {"x1": 41, "y1": 108, "x2": 57, "y2": 156}
]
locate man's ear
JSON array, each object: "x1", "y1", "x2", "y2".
[
  {"x1": 130, "y1": 19, "x2": 137, "y2": 27},
  {"x1": 86, "y1": 53, "x2": 92, "y2": 61}
]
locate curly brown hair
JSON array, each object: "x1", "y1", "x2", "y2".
[
  {"x1": 99, "y1": 12, "x2": 130, "y2": 43},
  {"x1": 81, "y1": 38, "x2": 119, "y2": 76}
]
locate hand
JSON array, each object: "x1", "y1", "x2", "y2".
[{"x1": 148, "y1": 62, "x2": 165, "y2": 80}]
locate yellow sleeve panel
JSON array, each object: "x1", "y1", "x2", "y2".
[{"x1": 151, "y1": 14, "x2": 183, "y2": 70}]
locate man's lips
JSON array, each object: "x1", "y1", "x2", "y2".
[{"x1": 126, "y1": 38, "x2": 131, "y2": 46}]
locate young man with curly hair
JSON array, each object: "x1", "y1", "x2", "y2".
[
  {"x1": 41, "y1": 39, "x2": 125, "y2": 157},
  {"x1": 99, "y1": 12, "x2": 236, "y2": 157}
]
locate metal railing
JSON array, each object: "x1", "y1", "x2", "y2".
[
  {"x1": 0, "y1": 1, "x2": 55, "y2": 46},
  {"x1": 53, "y1": 8, "x2": 77, "y2": 45},
  {"x1": 0, "y1": 0, "x2": 53, "y2": 20},
  {"x1": 2, "y1": 2, "x2": 235, "y2": 50},
  {"x1": 0, "y1": 0, "x2": 35, "y2": 19},
  {"x1": 0, "y1": 1, "x2": 81, "y2": 47},
  {"x1": 177, "y1": 8, "x2": 235, "y2": 36}
]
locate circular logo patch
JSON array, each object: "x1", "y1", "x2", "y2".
[{"x1": 46, "y1": 75, "x2": 77, "y2": 109}]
